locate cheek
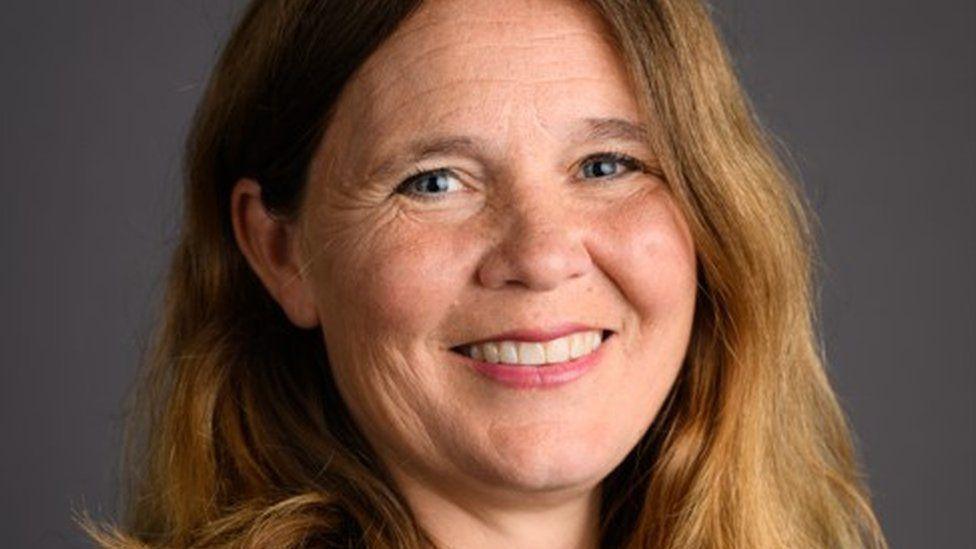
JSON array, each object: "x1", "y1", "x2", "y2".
[
  {"x1": 589, "y1": 186, "x2": 698, "y2": 427},
  {"x1": 593, "y1": 188, "x2": 697, "y2": 318},
  {"x1": 310, "y1": 205, "x2": 477, "y2": 351},
  {"x1": 354, "y1": 226, "x2": 471, "y2": 337},
  {"x1": 308, "y1": 212, "x2": 474, "y2": 460}
]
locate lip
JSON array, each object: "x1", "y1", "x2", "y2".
[
  {"x1": 457, "y1": 322, "x2": 608, "y2": 347},
  {"x1": 454, "y1": 332, "x2": 613, "y2": 389}
]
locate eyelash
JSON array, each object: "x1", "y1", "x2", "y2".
[
  {"x1": 581, "y1": 151, "x2": 648, "y2": 179},
  {"x1": 393, "y1": 151, "x2": 648, "y2": 202}
]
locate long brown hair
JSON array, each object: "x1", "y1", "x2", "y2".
[{"x1": 83, "y1": 1, "x2": 888, "y2": 547}]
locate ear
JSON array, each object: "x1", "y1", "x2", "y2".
[{"x1": 230, "y1": 178, "x2": 320, "y2": 329}]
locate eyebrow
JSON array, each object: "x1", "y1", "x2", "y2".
[
  {"x1": 576, "y1": 117, "x2": 648, "y2": 144},
  {"x1": 367, "y1": 117, "x2": 649, "y2": 179}
]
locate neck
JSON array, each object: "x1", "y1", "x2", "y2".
[{"x1": 395, "y1": 474, "x2": 603, "y2": 549}]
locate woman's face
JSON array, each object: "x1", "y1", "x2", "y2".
[{"x1": 298, "y1": 0, "x2": 697, "y2": 504}]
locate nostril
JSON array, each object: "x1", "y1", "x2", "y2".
[{"x1": 474, "y1": 231, "x2": 594, "y2": 292}]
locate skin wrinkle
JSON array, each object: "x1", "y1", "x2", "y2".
[
  {"x1": 369, "y1": 73, "x2": 631, "y2": 128},
  {"x1": 363, "y1": 115, "x2": 660, "y2": 192},
  {"x1": 351, "y1": 9, "x2": 612, "y2": 82},
  {"x1": 377, "y1": 32, "x2": 608, "y2": 74},
  {"x1": 212, "y1": 0, "x2": 886, "y2": 545},
  {"x1": 288, "y1": 1, "x2": 699, "y2": 547},
  {"x1": 354, "y1": 7, "x2": 624, "y2": 127},
  {"x1": 372, "y1": 80, "x2": 521, "y2": 122},
  {"x1": 362, "y1": 39, "x2": 612, "y2": 103}
]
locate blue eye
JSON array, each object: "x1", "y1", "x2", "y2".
[
  {"x1": 395, "y1": 169, "x2": 464, "y2": 201},
  {"x1": 579, "y1": 152, "x2": 645, "y2": 180},
  {"x1": 394, "y1": 152, "x2": 647, "y2": 202}
]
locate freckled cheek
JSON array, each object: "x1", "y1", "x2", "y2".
[
  {"x1": 338, "y1": 228, "x2": 471, "y2": 338},
  {"x1": 316, "y1": 227, "x2": 462, "y2": 431},
  {"x1": 594, "y1": 198, "x2": 697, "y2": 318}
]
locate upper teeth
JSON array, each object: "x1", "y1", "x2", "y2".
[{"x1": 465, "y1": 330, "x2": 605, "y2": 365}]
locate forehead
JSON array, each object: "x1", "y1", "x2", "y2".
[{"x1": 334, "y1": 0, "x2": 640, "y2": 142}]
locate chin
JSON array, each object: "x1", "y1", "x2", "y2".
[{"x1": 469, "y1": 420, "x2": 635, "y2": 495}]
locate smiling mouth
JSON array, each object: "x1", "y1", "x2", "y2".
[{"x1": 450, "y1": 329, "x2": 614, "y2": 366}]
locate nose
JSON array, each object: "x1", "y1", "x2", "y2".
[{"x1": 476, "y1": 187, "x2": 593, "y2": 291}]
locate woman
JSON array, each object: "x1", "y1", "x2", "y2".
[{"x1": 85, "y1": 0, "x2": 888, "y2": 547}]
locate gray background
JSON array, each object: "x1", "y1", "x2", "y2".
[{"x1": 1, "y1": 1, "x2": 972, "y2": 547}]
